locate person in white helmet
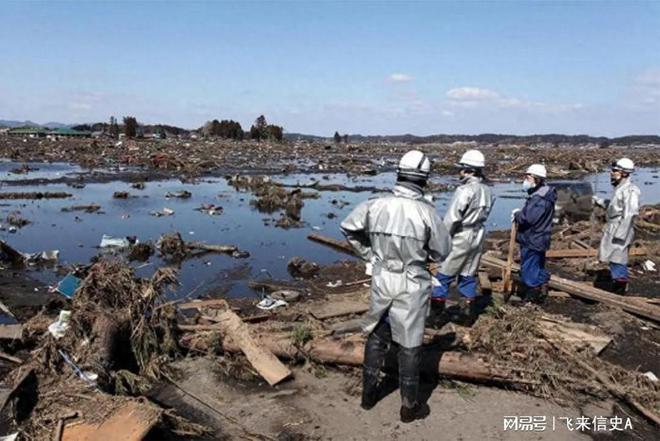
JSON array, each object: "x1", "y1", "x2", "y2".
[
  {"x1": 430, "y1": 149, "x2": 494, "y2": 325},
  {"x1": 340, "y1": 150, "x2": 451, "y2": 423},
  {"x1": 511, "y1": 164, "x2": 557, "y2": 303},
  {"x1": 593, "y1": 158, "x2": 640, "y2": 294}
]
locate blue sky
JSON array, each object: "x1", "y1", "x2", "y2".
[{"x1": 1, "y1": 1, "x2": 659, "y2": 136}]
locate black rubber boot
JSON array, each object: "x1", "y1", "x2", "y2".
[
  {"x1": 612, "y1": 279, "x2": 628, "y2": 296},
  {"x1": 400, "y1": 403, "x2": 431, "y2": 423},
  {"x1": 361, "y1": 371, "x2": 379, "y2": 410},
  {"x1": 452, "y1": 298, "x2": 478, "y2": 326},
  {"x1": 539, "y1": 284, "x2": 549, "y2": 304},
  {"x1": 361, "y1": 320, "x2": 391, "y2": 410},
  {"x1": 398, "y1": 345, "x2": 428, "y2": 423},
  {"x1": 427, "y1": 299, "x2": 447, "y2": 329}
]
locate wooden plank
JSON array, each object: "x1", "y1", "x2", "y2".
[
  {"x1": 572, "y1": 239, "x2": 591, "y2": 250},
  {"x1": 538, "y1": 316, "x2": 612, "y2": 354},
  {"x1": 308, "y1": 300, "x2": 369, "y2": 320},
  {"x1": 178, "y1": 298, "x2": 230, "y2": 310},
  {"x1": 62, "y1": 400, "x2": 161, "y2": 441},
  {"x1": 0, "y1": 350, "x2": 22, "y2": 364},
  {"x1": 482, "y1": 254, "x2": 660, "y2": 323},
  {"x1": 546, "y1": 247, "x2": 647, "y2": 259},
  {"x1": 0, "y1": 324, "x2": 23, "y2": 340},
  {"x1": 478, "y1": 272, "x2": 492, "y2": 293},
  {"x1": 329, "y1": 318, "x2": 364, "y2": 335},
  {"x1": 307, "y1": 233, "x2": 356, "y2": 256},
  {"x1": 206, "y1": 301, "x2": 292, "y2": 386}
]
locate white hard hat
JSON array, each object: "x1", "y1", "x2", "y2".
[
  {"x1": 458, "y1": 149, "x2": 485, "y2": 168},
  {"x1": 612, "y1": 158, "x2": 634, "y2": 173},
  {"x1": 526, "y1": 164, "x2": 547, "y2": 179},
  {"x1": 398, "y1": 150, "x2": 431, "y2": 180}
]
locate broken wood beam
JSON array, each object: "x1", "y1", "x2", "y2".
[
  {"x1": 308, "y1": 300, "x2": 369, "y2": 320},
  {"x1": 307, "y1": 233, "x2": 356, "y2": 256},
  {"x1": 204, "y1": 301, "x2": 292, "y2": 386},
  {"x1": 478, "y1": 271, "x2": 492, "y2": 293},
  {"x1": 481, "y1": 254, "x2": 660, "y2": 323},
  {"x1": 0, "y1": 350, "x2": 22, "y2": 364},
  {"x1": 0, "y1": 323, "x2": 23, "y2": 340},
  {"x1": 538, "y1": 315, "x2": 611, "y2": 354},
  {"x1": 62, "y1": 400, "x2": 161, "y2": 441},
  {"x1": 188, "y1": 242, "x2": 238, "y2": 254},
  {"x1": 183, "y1": 334, "x2": 512, "y2": 385}
]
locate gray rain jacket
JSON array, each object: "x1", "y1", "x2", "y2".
[
  {"x1": 340, "y1": 184, "x2": 451, "y2": 348},
  {"x1": 439, "y1": 176, "x2": 494, "y2": 277},
  {"x1": 598, "y1": 178, "x2": 641, "y2": 265}
]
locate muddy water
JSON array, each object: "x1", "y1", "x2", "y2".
[{"x1": 1, "y1": 161, "x2": 658, "y2": 300}]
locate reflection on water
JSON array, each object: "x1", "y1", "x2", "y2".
[{"x1": 1, "y1": 162, "x2": 658, "y2": 300}]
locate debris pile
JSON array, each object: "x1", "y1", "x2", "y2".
[
  {"x1": 227, "y1": 174, "x2": 320, "y2": 228},
  {"x1": 0, "y1": 260, "x2": 209, "y2": 440},
  {"x1": 157, "y1": 232, "x2": 250, "y2": 261}
]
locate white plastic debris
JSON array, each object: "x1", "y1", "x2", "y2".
[
  {"x1": 256, "y1": 297, "x2": 288, "y2": 310},
  {"x1": 99, "y1": 235, "x2": 131, "y2": 248},
  {"x1": 326, "y1": 280, "x2": 343, "y2": 288},
  {"x1": 365, "y1": 262, "x2": 373, "y2": 276},
  {"x1": 641, "y1": 260, "x2": 656, "y2": 272},
  {"x1": 22, "y1": 250, "x2": 60, "y2": 264},
  {"x1": 48, "y1": 310, "x2": 72, "y2": 339},
  {"x1": 643, "y1": 371, "x2": 658, "y2": 382},
  {"x1": 270, "y1": 290, "x2": 301, "y2": 302},
  {"x1": 150, "y1": 207, "x2": 175, "y2": 217}
]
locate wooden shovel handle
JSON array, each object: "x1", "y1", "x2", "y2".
[{"x1": 502, "y1": 221, "x2": 518, "y2": 294}]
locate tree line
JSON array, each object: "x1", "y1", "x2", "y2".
[{"x1": 73, "y1": 114, "x2": 284, "y2": 141}]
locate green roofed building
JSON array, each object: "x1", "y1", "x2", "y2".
[
  {"x1": 6, "y1": 126, "x2": 91, "y2": 138},
  {"x1": 51, "y1": 127, "x2": 92, "y2": 138},
  {"x1": 7, "y1": 126, "x2": 49, "y2": 137}
]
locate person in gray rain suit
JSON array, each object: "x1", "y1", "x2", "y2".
[
  {"x1": 593, "y1": 158, "x2": 640, "y2": 294},
  {"x1": 340, "y1": 150, "x2": 451, "y2": 423},
  {"x1": 430, "y1": 150, "x2": 493, "y2": 325}
]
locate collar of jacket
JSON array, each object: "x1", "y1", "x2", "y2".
[
  {"x1": 393, "y1": 183, "x2": 425, "y2": 199},
  {"x1": 615, "y1": 177, "x2": 630, "y2": 188},
  {"x1": 462, "y1": 175, "x2": 482, "y2": 185},
  {"x1": 528, "y1": 184, "x2": 550, "y2": 198}
]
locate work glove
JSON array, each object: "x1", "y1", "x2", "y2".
[{"x1": 511, "y1": 208, "x2": 521, "y2": 223}]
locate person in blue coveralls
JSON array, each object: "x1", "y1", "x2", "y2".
[{"x1": 511, "y1": 164, "x2": 557, "y2": 303}]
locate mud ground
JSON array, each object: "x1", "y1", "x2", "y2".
[{"x1": 151, "y1": 357, "x2": 649, "y2": 441}]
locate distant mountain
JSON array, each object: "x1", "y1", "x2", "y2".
[
  {"x1": 284, "y1": 132, "x2": 327, "y2": 142},
  {"x1": 0, "y1": 120, "x2": 70, "y2": 129},
  {"x1": 0, "y1": 120, "x2": 40, "y2": 128},
  {"x1": 42, "y1": 122, "x2": 70, "y2": 129},
  {"x1": 286, "y1": 132, "x2": 660, "y2": 146}
]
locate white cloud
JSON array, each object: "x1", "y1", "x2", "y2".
[
  {"x1": 388, "y1": 73, "x2": 414, "y2": 83},
  {"x1": 69, "y1": 102, "x2": 92, "y2": 111},
  {"x1": 636, "y1": 69, "x2": 660, "y2": 87},
  {"x1": 444, "y1": 86, "x2": 582, "y2": 114},
  {"x1": 446, "y1": 87, "x2": 499, "y2": 101}
]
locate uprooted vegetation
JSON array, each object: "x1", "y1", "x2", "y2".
[
  {"x1": 226, "y1": 175, "x2": 320, "y2": 228},
  {"x1": 2, "y1": 260, "x2": 209, "y2": 440}
]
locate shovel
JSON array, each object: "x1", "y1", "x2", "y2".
[{"x1": 502, "y1": 221, "x2": 518, "y2": 302}]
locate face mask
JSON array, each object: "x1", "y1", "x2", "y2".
[{"x1": 522, "y1": 180, "x2": 534, "y2": 191}]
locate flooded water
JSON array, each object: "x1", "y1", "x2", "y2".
[{"x1": 1, "y1": 161, "x2": 658, "y2": 301}]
